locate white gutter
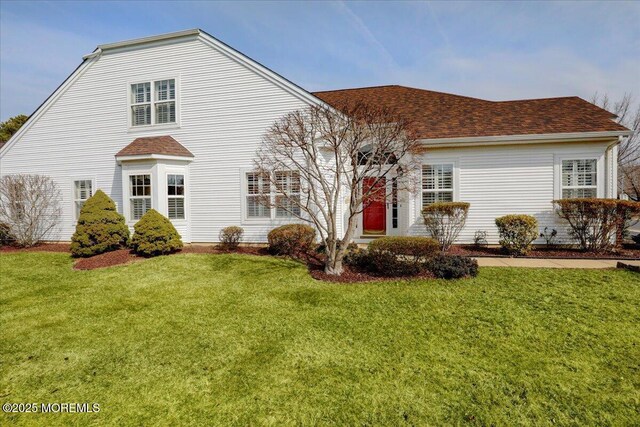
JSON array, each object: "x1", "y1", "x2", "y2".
[{"x1": 420, "y1": 130, "x2": 631, "y2": 148}]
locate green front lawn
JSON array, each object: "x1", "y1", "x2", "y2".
[{"x1": 1, "y1": 252, "x2": 638, "y2": 425}]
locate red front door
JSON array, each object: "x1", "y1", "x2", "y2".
[{"x1": 363, "y1": 177, "x2": 386, "y2": 235}]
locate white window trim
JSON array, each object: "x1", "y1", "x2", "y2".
[
  {"x1": 127, "y1": 75, "x2": 181, "y2": 132},
  {"x1": 554, "y1": 153, "x2": 605, "y2": 200},
  {"x1": 240, "y1": 168, "x2": 303, "y2": 225},
  {"x1": 71, "y1": 177, "x2": 96, "y2": 221},
  {"x1": 127, "y1": 173, "x2": 153, "y2": 222},
  {"x1": 419, "y1": 160, "x2": 459, "y2": 210},
  {"x1": 166, "y1": 172, "x2": 186, "y2": 222}
]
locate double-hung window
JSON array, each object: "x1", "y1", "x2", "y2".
[
  {"x1": 167, "y1": 174, "x2": 185, "y2": 220},
  {"x1": 73, "y1": 180, "x2": 93, "y2": 218},
  {"x1": 422, "y1": 164, "x2": 453, "y2": 205},
  {"x1": 130, "y1": 79, "x2": 176, "y2": 127},
  {"x1": 245, "y1": 171, "x2": 301, "y2": 220},
  {"x1": 561, "y1": 159, "x2": 597, "y2": 198},
  {"x1": 129, "y1": 175, "x2": 151, "y2": 220},
  {"x1": 246, "y1": 172, "x2": 271, "y2": 219},
  {"x1": 275, "y1": 171, "x2": 301, "y2": 218}
]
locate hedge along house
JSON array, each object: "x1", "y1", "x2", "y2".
[{"x1": 0, "y1": 29, "x2": 631, "y2": 244}]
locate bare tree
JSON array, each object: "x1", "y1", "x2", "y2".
[
  {"x1": 255, "y1": 102, "x2": 422, "y2": 275},
  {"x1": 0, "y1": 174, "x2": 62, "y2": 246},
  {"x1": 591, "y1": 92, "x2": 640, "y2": 200}
]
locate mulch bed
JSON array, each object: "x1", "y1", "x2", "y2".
[
  {"x1": 74, "y1": 249, "x2": 143, "y2": 270},
  {"x1": 450, "y1": 244, "x2": 640, "y2": 260},
  {"x1": 1, "y1": 243, "x2": 71, "y2": 253}
]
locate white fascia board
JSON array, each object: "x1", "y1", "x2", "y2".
[
  {"x1": 97, "y1": 29, "x2": 201, "y2": 51},
  {"x1": 0, "y1": 57, "x2": 98, "y2": 157},
  {"x1": 115, "y1": 154, "x2": 194, "y2": 164},
  {"x1": 419, "y1": 130, "x2": 631, "y2": 148}
]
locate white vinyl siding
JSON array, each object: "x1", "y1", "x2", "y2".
[
  {"x1": 129, "y1": 174, "x2": 152, "y2": 220},
  {"x1": 561, "y1": 159, "x2": 597, "y2": 198},
  {"x1": 130, "y1": 78, "x2": 176, "y2": 127},
  {"x1": 73, "y1": 179, "x2": 93, "y2": 219},
  {"x1": 422, "y1": 164, "x2": 453, "y2": 205},
  {"x1": 167, "y1": 174, "x2": 185, "y2": 219}
]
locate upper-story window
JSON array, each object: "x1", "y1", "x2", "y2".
[{"x1": 130, "y1": 79, "x2": 176, "y2": 127}]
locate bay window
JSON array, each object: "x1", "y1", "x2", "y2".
[
  {"x1": 129, "y1": 174, "x2": 151, "y2": 220},
  {"x1": 422, "y1": 164, "x2": 453, "y2": 206},
  {"x1": 562, "y1": 159, "x2": 597, "y2": 198}
]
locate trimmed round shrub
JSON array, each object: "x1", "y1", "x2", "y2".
[
  {"x1": 219, "y1": 226, "x2": 244, "y2": 250},
  {"x1": 131, "y1": 209, "x2": 183, "y2": 257},
  {"x1": 495, "y1": 214, "x2": 538, "y2": 256},
  {"x1": 267, "y1": 224, "x2": 316, "y2": 256},
  {"x1": 427, "y1": 254, "x2": 478, "y2": 279},
  {"x1": 70, "y1": 190, "x2": 129, "y2": 257},
  {"x1": 367, "y1": 236, "x2": 439, "y2": 276}
]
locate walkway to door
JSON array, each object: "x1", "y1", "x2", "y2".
[{"x1": 475, "y1": 257, "x2": 638, "y2": 269}]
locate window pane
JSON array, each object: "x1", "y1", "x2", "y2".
[
  {"x1": 562, "y1": 188, "x2": 597, "y2": 199},
  {"x1": 168, "y1": 198, "x2": 185, "y2": 220},
  {"x1": 131, "y1": 105, "x2": 151, "y2": 126},
  {"x1": 155, "y1": 101, "x2": 176, "y2": 124},
  {"x1": 561, "y1": 159, "x2": 597, "y2": 199},
  {"x1": 247, "y1": 195, "x2": 270, "y2": 218},
  {"x1": 155, "y1": 79, "x2": 175, "y2": 101},
  {"x1": 74, "y1": 180, "x2": 93, "y2": 200},
  {"x1": 276, "y1": 195, "x2": 300, "y2": 218},
  {"x1": 422, "y1": 191, "x2": 453, "y2": 206},
  {"x1": 422, "y1": 164, "x2": 452, "y2": 190},
  {"x1": 131, "y1": 82, "x2": 150, "y2": 103},
  {"x1": 131, "y1": 198, "x2": 151, "y2": 220}
]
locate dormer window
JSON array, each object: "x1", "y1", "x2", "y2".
[{"x1": 130, "y1": 79, "x2": 176, "y2": 127}]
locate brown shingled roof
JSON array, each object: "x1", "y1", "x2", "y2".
[
  {"x1": 116, "y1": 135, "x2": 193, "y2": 157},
  {"x1": 312, "y1": 85, "x2": 629, "y2": 140}
]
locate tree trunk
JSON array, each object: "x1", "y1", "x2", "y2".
[{"x1": 324, "y1": 246, "x2": 344, "y2": 275}]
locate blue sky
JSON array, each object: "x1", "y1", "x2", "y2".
[{"x1": 1, "y1": 1, "x2": 639, "y2": 121}]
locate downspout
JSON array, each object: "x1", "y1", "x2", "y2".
[{"x1": 606, "y1": 136, "x2": 622, "y2": 199}]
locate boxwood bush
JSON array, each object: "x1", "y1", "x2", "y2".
[
  {"x1": 427, "y1": 254, "x2": 478, "y2": 279},
  {"x1": 367, "y1": 236, "x2": 439, "y2": 276},
  {"x1": 267, "y1": 224, "x2": 316, "y2": 256},
  {"x1": 130, "y1": 209, "x2": 183, "y2": 257},
  {"x1": 495, "y1": 214, "x2": 538, "y2": 256},
  {"x1": 70, "y1": 190, "x2": 129, "y2": 257}
]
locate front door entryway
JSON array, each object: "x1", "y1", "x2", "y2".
[{"x1": 362, "y1": 177, "x2": 386, "y2": 235}]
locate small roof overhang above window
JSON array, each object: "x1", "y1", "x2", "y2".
[{"x1": 115, "y1": 135, "x2": 194, "y2": 164}]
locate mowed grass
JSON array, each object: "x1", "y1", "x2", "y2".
[{"x1": 0, "y1": 252, "x2": 639, "y2": 426}]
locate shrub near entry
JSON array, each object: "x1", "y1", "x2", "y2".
[
  {"x1": 131, "y1": 209, "x2": 183, "y2": 257},
  {"x1": 70, "y1": 190, "x2": 129, "y2": 257},
  {"x1": 267, "y1": 224, "x2": 316, "y2": 256},
  {"x1": 367, "y1": 236, "x2": 439, "y2": 276},
  {"x1": 422, "y1": 202, "x2": 470, "y2": 252}
]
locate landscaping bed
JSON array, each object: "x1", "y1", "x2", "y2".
[{"x1": 450, "y1": 244, "x2": 640, "y2": 259}]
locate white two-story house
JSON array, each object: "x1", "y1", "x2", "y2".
[{"x1": 0, "y1": 29, "x2": 631, "y2": 244}]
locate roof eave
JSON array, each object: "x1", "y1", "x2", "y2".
[{"x1": 115, "y1": 153, "x2": 194, "y2": 164}]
